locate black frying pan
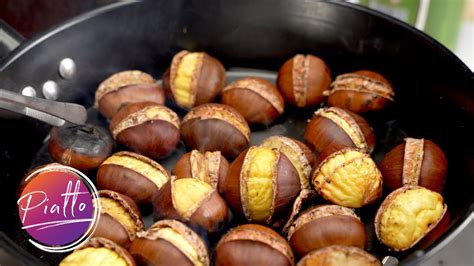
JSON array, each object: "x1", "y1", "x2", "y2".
[{"x1": 0, "y1": 1, "x2": 473, "y2": 265}]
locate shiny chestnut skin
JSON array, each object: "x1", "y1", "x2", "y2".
[
  {"x1": 379, "y1": 138, "x2": 447, "y2": 193},
  {"x1": 327, "y1": 70, "x2": 394, "y2": 113},
  {"x1": 181, "y1": 103, "x2": 251, "y2": 159},
  {"x1": 129, "y1": 219, "x2": 210, "y2": 266},
  {"x1": 222, "y1": 77, "x2": 285, "y2": 126},
  {"x1": 93, "y1": 190, "x2": 144, "y2": 248},
  {"x1": 49, "y1": 124, "x2": 112, "y2": 171},
  {"x1": 95, "y1": 70, "x2": 164, "y2": 118},
  {"x1": 97, "y1": 151, "x2": 170, "y2": 204},
  {"x1": 152, "y1": 177, "x2": 229, "y2": 233},
  {"x1": 277, "y1": 54, "x2": 332, "y2": 108},
  {"x1": 304, "y1": 107, "x2": 375, "y2": 154},
  {"x1": 172, "y1": 150, "x2": 229, "y2": 194},
  {"x1": 297, "y1": 245, "x2": 381, "y2": 266},
  {"x1": 287, "y1": 205, "x2": 367, "y2": 258},
  {"x1": 110, "y1": 101, "x2": 180, "y2": 159},
  {"x1": 214, "y1": 224, "x2": 295, "y2": 266},
  {"x1": 163, "y1": 50, "x2": 226, "y2": 109}
]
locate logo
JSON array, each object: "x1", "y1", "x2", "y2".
[{"x1": 17, "y1": 165, "x2": 100, "y2": 252}]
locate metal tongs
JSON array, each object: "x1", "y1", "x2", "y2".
[{"x1": 0, "y1": 89, "x2": 87, "y2": 126}]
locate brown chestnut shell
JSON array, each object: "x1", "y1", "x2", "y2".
[{"x1": 297, "y1": 245, "x2": 381, "y2": 266}]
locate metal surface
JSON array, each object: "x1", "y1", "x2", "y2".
[
  {"x1": 20, "y1": 86, "x2": 36, "y2": 97},
  {"x1": 41, "y1": 80, "x2": 59, "y2": 100},
  {"x1": 58, "y1": 58, "x2": 76, "y2": 79},
  {"x1": 0, "y1": 89, "x2": 87, "y2": 126}
]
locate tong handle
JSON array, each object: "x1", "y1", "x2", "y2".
[{"x1": 0, "y1": 89, "x2": 87, "y2": 126}]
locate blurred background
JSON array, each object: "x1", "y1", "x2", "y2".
[{"x1": 0, "y1": 0, "x2": 473, "y2": 70}]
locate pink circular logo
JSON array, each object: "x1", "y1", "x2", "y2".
[{"x1": 17, "y1": 165, "x2": 99, "y2": 252}]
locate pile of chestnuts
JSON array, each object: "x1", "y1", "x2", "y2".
[{"x1": 35, "y1": 50, "x2": 451, "y2": 265}]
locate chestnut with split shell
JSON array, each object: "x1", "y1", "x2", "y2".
[
  {"x1": 297, "y1": 245, "x2": 381, "y2": 266},
  {"x1": 95, "y1": 70, "x2": 164, "y2": 118}
]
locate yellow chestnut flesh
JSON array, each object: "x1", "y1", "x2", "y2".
[
  {"x1": 242, "y1": 147, "x2": 277, "y2": 222},
  {"x1": 173, "y1": 53, "x2": 202, "y2": 108},
  {"x1": 172, "y1": 178, "x2": 214, "y2": 218},
  {"x1": 60, "y1": 247, "x2": 127, "y2": 266},
  {"x1": 99, "y1": 198, "x2": 136, "y2": 234},
  {"x1": 101, "y1": 154, "x2": 169, "y2": 190},
  {"x1": 378, "y1": 187, "x2": 445, "y2": 250}
]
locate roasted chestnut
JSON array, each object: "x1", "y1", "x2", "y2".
[
  {"x1": 93, "y1": 190, "x2": 144, "y2": 248},
  {"x1": 163, "y1": 50, "x2": 226, "y2": 109},
  {"x1": 181, "y1": 103, "x2": 250, "y2": 158},
  {"x1": 379, "y1": 138, "x2": 447, "y2": 193},
  {"x1": 172, "y1": 150, "x2": 229, "y2": 194},
  {"x1": 326, "y1": 70, "x2": 394, "y2": 113},
  {"x1": 214, "y1": 224, "x2": 295, "y2": 266},
  {"x1": 297, "y1": 245, "x2": 381, "y2": 266},
  {"x1": 260, "y1": 136, "x2": 315, "y2": 190},
  {"x1": 152, "y1": 177, "x2": 228, "y2": 233},
  {"x1": 287, "y1": 205, "x2": 367, "y2": 258},
  {"x1": 375, "y1": 186, "x2": 447, "y2": 251},
  {"x1": 60, "y1": 237, "x2": 136, "y2": 266},
  {"x1": 129, "y1": 219, "x2": 210, "y2": 266},
  {"x1": 95, "y1": 70, "x2": 164, "y2": 118},
  {"x1": 49, "y1": 124, "x2": 112, "y2": 171},
  {"x1": 221, "y1": 77, "x2": 285, "y2": 126},
  {"x1": 110, "y1": 101, "x2": 180, "y2": 159},
  {"x1": 281, "y1": 189, "x2": 317, "y2": 234},
  {"x1": 277, "y1": 54, "x2": 332, "y2": 108},
  {"x1": 97, "y1": 151, "x2": 170, "y2": 204},
  {"x1": 312, "y1": 147, "x2": 382, "y2": 208},
  {"x1": 223, "y1": 146, "x2": 300, "y2": 225},
  {"x1": 304, "y1": 107, "x2": 375, "y2": 153}
]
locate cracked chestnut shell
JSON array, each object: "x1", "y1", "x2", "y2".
[
  {"x1": 93, "y1": 190, "x2": 144, "y2": 248},
  {"x1": 277, "y1": 54, "x2": 332, "y2": 108},
  {"x1": 172, "y1": 150, "x2": 229, "y2": 194},
  {"x1": 97, "y1": 151, "x2": 171, "y2": 204},
  {"x1": 152, "y1": 177, "x2": 229, "y2": 233},
  {"x1": 181, "y1": 103, "x2": 250, "y2": 158},
  {"x1": 379, "y1": 138, "x2": 447, "y2": 193},
  {"x1": 312, "y1": 147, "x2": 382, "y2": 208},
  {"x1": 110, "y1": 101, "x2": 180, "y2": 159},
  {"x1": 223, "y1": 146, "x2": 301, "y2": 226},
  {"x1": 163, "y1": 50, "x2": 226, "y2": 109},
  {"x1": 375, "y1": 186, "x2": 447, "y2": 252},
  {"x1": 214, "y1": 224, "x2": 295, "y2": 266},
  {"x1": 304, "y1": 107, "x2": 375, "y2": 154},
  {"x1": 95, "y1": 70, "x2": 164, "y2": 118},
  {"x1": 49, "y1": 124, "x2": 112, "y2": 171},
  {"x1": 129, "y1": 219, "x2": 210, "y2": 266},
  {"x1": 222, "y1": 77, "x2": 285, "y2": 126},
  {"x1": 326, "y1": 70, "x2": 394, "y2": 113},
  {"x1": 60, "y1": 237, "x2": 136, "y2": 266},
  {"x1": 297, "y1": 245, "x2": 381, "y2": 266},
  {"x1": 287, "y1": 205, "x2": 367, "y2": 258}
]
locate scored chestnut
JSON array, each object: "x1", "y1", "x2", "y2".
[
  {"x1": 95, "y1": 70, "x2": 164, "y2": 118},
  {"x1": 129, "y1": 219, "x2": 210, "y2": 266},
  {"x1": 326, "y1": 70, "x2": 394, "y2": 113},
  {"x1": 93, "y1": 190, "x2": 144, "y2": 248},
  {"x1": 152, "y1": 177, "x2": 229, "y2": 233},
  {"x1": 223, "y1": 146, "x2": 301, "y2": 226},
  {"x1": 379, "y1": 138, "x2": 447, "y2": 193},
  {"x1": 172, "y1": 150, "x2": 229, "y2": 194},
  {"x1": 375, "y1": 186, "x2": 447, "y2": 252},
  {"x1": 304, "y1": 107, "x2": 375, "y2": 154},
  {"x1": 60, "y1": 237, "x2": 136, "y2": 266},
  {"x1": 181, "y1": 103, "x2": 251, "y2": 158},
  {"x1": 97, "y1": 151, "x2": 170, "y2": 204},
  {"x1": 163, "y1": 50, "x2": 226, "y2": 109},
  {"x1": 260, "y1": 136, "x2": 315, "y2": 190},
  {"x1": 110, "y1": 101, "x2": 180, "y2": 159},
  {"x1": 297, "y1": 245, "x2": 381, "y2": 266},
  {"x1": 49, "y1": 124, "x2": 113, "y2": 171},
  {"x1": 287, "y1": 205, "x2": 367, "y2": 258},
  {"x1": 214, "y1": 224, "x2": 295, "y2": 266},
  {"x1": 222, "y1": 77, "x2": 285, "y2": 126},
  {"x1": 277, "y1": 54, "x2": 332, "y2": 108},
  {"x1": 312, "y1": 147, "x2": 382, "y2": 208}
]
